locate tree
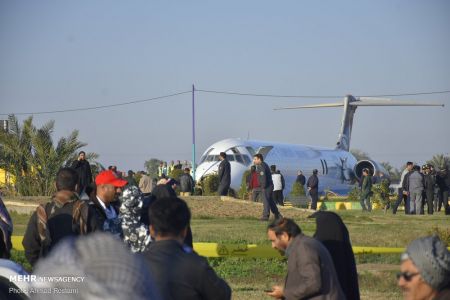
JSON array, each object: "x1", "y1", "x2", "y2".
[
  {"x1": 427, "y1": 154, "x2": 450, "y2": 171},
  {"x1": 380, "y1": 161, "x2": 400, "y2": 182},
  {"x1": 350, "y1": 149, "x2": 370, "y2": 161},
  {"x1": 144, "y1": 158, "x2": 163, "y2": 179},
  {"x1": 0, "y1": 115, "x2": 93, "y2": 196}
]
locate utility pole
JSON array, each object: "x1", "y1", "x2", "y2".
[{"x1": 192, "y1": 84, "x2": 196, "y2": 182}]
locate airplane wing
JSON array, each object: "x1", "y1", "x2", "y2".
[
  {"x1": 274, "y1": 98, "x2": 444, "y2": 110},
  {"x1": 352, "y1": 98, "x2": 444, "y2": 107}
]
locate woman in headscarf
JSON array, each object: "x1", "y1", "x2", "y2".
[{"x1": 309, "y1": 211, "x2": 360, "y2": 300}]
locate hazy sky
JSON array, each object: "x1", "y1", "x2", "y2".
[{"x1": 1, "y1": 1, "x2": 449, "y2": 171}]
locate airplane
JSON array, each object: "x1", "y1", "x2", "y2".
[{"x1": 194, "y1": 95, "x2": 444, "y2": 196}]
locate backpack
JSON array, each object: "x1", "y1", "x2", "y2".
[{"x1": 36, "y1": 200, "x2": 89, "y2": 254}]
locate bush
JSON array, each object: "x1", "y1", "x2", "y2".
[
  {"x1": 289, "y1": 181, "x2": 305, "y2": 197},
  {"x1": 347, "y1": 186, "x2": 361, "y2": 202},
  {"x1": 201, "y1": 173, "x2": 219, "y2": 196},
  {"x1": 238, "y1": 170, "x2": 251, "y2": 200}
]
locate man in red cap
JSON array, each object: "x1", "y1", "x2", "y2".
[{"x1": 89, "y1": 170, "x2": 127, "y2": 235}]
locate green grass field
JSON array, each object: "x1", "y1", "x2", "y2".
[{"x1": 6, "y1": 196, "x2": 450, "y2": 300}]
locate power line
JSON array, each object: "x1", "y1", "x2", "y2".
[
  {"x1": 0, "y1": 90, "x2": 191, "y2": 116},
  {"x1": 196, "y1": 89, "x2": 450, "y2": 98},
  {"x1": 2, "y1": 89, "x2": 449, "y2": 116},
  {"x1": 195, "y1": 89, "x2": 341, "y2": 98}
]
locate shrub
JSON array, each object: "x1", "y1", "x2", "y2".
[
  {"x1": 347, "y1": 186, "x2": 361, "y2": 202},
  {"x1": 289, "y1": 181, "x2": 305, "y2": 197},
  {"x1": 238, "y1": 170, "x2": 251, "y2": 200},
  {"x1": 201, "y1": 173, "x2": 219, "y2": 196}
]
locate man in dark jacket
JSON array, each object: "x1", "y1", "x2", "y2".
[
  {"x1": 393, "y1": 162, "x2": 414, "y2": 214},
  {"x1": 423, "y1": 165, "x2": 435, "y2": 214},
  {"x1": 296, "y1": 170, "x2": 306, "y2": 186},
  {"x1": 71, "y1": 151, "x2": 93, "y2": 196},
  {"x1": 266, "y1": 218, "x2": 345, "y2": 300},
  {"x1": 360, "y1": 168, "x2": 373, "y2": 212},
  {"x1": 23, "y1": 168, "x2": 95, "y2": 266},
  {"x1": 143, "y1": 196, "x2": 232, "y2": 300},
  {"x1": 307, "y1": 169, "x2": 319, "y2": 210},
  {"x1": 217, "y1": 152, "x2": 231, "y2": 196},
  {"x1": 253, "y1": 154, "x2": 282, "y2": 220},
  {"x1": 89, "y1": 170, "x2": 127, "y2": 235},
  {"x1": 179, "y1": 168, "x2": 195, "y2": 196},
  {"x1": 435, "y1": 166, "x2": 450, "y2": 214}
]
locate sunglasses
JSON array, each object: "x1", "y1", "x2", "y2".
[{"x1": 396, "y1": 272, "x2": 420, "y2": 282}]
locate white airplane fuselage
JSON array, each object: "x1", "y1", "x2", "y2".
[
  {"x1": 195, "y1": 138, "x2": 358, "y2": 196},
  {"x1": 195, "y1": 96, "x2": 443, "y2": 196}
]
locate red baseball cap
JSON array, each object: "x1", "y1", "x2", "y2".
[{"x1": 95, "y1": 170, "x2": 128, "y2": 187}]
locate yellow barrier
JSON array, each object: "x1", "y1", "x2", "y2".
[{"x1": 12, "y1": 236, "x2": 448, "y2": 258}]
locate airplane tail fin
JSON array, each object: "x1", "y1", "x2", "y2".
[{"x1": 275, "y1": 96, "x2": 444, "y2": 152}]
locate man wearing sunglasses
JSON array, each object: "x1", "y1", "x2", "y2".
[{"x1": 398, "y1": 235, "x2": 450, "y2": 300}]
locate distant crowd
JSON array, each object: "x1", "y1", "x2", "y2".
[{"x1": 362, "y1": 161, "x2": 450, "y2": 215}]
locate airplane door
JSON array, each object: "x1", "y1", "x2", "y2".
[{"x1": 256, "y1": 146, "x2": 274, "y2": 159}]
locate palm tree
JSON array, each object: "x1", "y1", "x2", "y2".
[
  {"x1": 427, "y1": 154, "x2": 450, "y2": 171},
  {"x1": 0, "y1": 115, "x2": 95, "y2": 196}
]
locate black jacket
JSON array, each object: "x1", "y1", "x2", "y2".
[
  {"x1": 179, "y1": 173, "x2": 195, "y2": 193},
  {"x1": 257, "y1": 162, "x2": 273, "y2": 189},
  {"x1": 143, "y1": 240, "x2": 231, "y2": 300},
  {"x1": 71, "y1": 159, "x2": 93, "y2": 190},
  {"x1": 424, "y1": 174, "x2": 435, "y2": 192},
  {"x1": 436, "y1": 170, "x2": 450, "y2": 191},
  {"x1": 307, "y1": 174, "x2": 319, "y2": 191},
  {"x1": 402, "y1": 171, "x2": 413, "y2": 191},
  {"x1": 296, "y1": 174, "x2": 306, "y2": 186},
  {"x1": 88, "y1": 194, "x2": 120, "y2": 233},
  {"x1": 218, "y1": 159, "x2": 231, "y2": 188}
]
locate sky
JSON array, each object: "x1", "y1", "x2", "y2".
[{"x1": 1, "y1": 0, "x2": 449, "y2": 172}]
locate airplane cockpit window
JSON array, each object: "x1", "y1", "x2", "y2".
[
  {"x1": 256, "y1": 146, "x2": 273, "y2": 159},
  {"x1": 204, "y1": 155, "x2": 219, "y2": 162},
  {"x1": 200, "y1": 148, "x2": 214, "y2": 163},
  {"x1": 200, "y1": 151, "x2": 251, "y2": 166}
]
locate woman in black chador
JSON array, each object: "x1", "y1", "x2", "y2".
[{"x1": 309, "y1": 211, "x2": 360, "y2": 300}]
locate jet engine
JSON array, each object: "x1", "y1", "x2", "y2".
[{"x1": 353, "y1": 160, "x2": 388, "y2": 180}]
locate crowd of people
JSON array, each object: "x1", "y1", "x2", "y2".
[{"x1": 0, "y1": 151, "x2": 449, "y2": 299}]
